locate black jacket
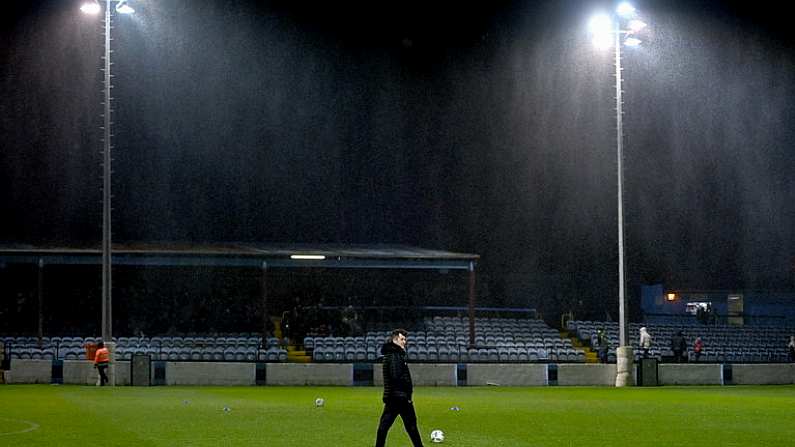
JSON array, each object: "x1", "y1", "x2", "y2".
[
  {"x1": 671, "y1": 334, "x2": 687, "y2": 353},
  {"x1": 381, "y1": 341, "x2": 413, "y2": 403}
]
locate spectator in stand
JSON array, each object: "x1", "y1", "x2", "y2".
[
  {"x1": 281, "y1": 309, "x2": 292, "y2": 343},
  {"x1": 596, "y1": 328, "x2": 609, "y2": 363},
  {"x1": 670, "y1": 331, "x2": 688, "y2": 363},
  {"x1": 693, "y1": 337, "x2": 703, "y2": 362},
  {"x1": 696, "y1": 306, "x2": 706, "y2": 325},
  {"x1": 705, "y1": 303, "x2": 716, "y2": 325},
  {"x1": 639, "y1": 327, "x2": 652, "y2": 358},
  {"x1": 788, "y1": 336, "x2": 795, "y2": 363},
  {"x1": 94, "y1": 341, "x2": 111, "y2": 386}
]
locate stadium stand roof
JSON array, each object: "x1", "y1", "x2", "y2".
[{"x1": 0, "y1": 242, "x2": 479, "y2": 270}]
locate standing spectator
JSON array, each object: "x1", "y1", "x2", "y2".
[
  {"x1": 94, "y1": 341, "x2": 111, "y2": 386},
  {"x1": 596, "y1": 328, "x2": 609, "y2": 363},
  {"x1": 639, "y1": 327, "x2": 652, "y2": 358},
  {"x1": 788, "y1": 336, "x2": 795, "y2": 363},
  {"x1": 670, "y1": 331, "x2": 688, "y2": 363},
  {"x1": 693, "y1": 337, "x2": 704, "y2": 362},
  {"x1": 696, "y1": 306, "x2": 706, "y2": 325}
]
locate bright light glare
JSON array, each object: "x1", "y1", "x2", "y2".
[
  {"x1": 616, "y1": 2, "x2": 636, "y2": 18},
  {"x1": 80, "y1": 2, "x2": 101, "y2": 14},
  {"x1": 116, "y1": 4, "x2": 135, "y2": 14},
  {"x1": 628, "y1": 19, "x2": 647, "y2": 33},
  {"x1": 588, "y1": 14, "x2": 613, "y2": 35},
  {"x1": 290, "y1": 255, "x2": 326, "y2": 260},
  {"x1": 624, "y1": 37, "x2": 642, "y2": 47},
  {"x1": 592, "y1": 34, "x2": 613, "y2": 49}
]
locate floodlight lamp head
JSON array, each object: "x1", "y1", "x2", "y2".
[
  {"x1": 588, "y1": 13, "x2": 614, "y2": 49},
  {"x1": 80, "y1": 1, "x2": 101, "y2": 14},
  {"x1": 624, "y1": 37, "x2": 642, "y2": 47},
  {"x1": 628, "y1": 19, "x2": 647, "y2": 33},
  {"x1": 116, "y1": 0, "x2": 135, "y2": 14},
  {"x1": 592, "y1": 34, "x2": 614, "y2": 50},
  {"x1": 616, "y1": 2, "x2": 636, "y2": 18},
  {"x1": 588, "y1": 13, "x2": 613, "y2": 36}
]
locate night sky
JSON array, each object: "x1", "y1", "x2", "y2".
[{"x1": 2, "y1": 1, "x2": 794, "y2": 318}]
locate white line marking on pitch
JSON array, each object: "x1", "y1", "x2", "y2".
[{"x1": 0, "y1": 418, "x2": 40, "y2": 436}]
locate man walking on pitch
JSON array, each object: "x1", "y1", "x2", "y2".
[{"x1": 375, "y1": 329, "x2": 424, "y2": 447}]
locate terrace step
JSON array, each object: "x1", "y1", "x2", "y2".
[
  {"x1": 271, "y1": 317, "x2": 283, "y2": 339},
  {"x1": 286, "y1": 347, "x2": 312, "y2": 363},
  {"x1": 562, "y1": 330, "x2": 599, "y2": 363}
]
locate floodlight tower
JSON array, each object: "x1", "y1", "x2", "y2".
[
  {"x1": 588, "y1": 2, "x2": 647, "y2": 386},
  {"x1": 81, "y1": 0, "x2": 134, "y2": 351}
]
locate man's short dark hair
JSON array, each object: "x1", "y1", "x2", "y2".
[
  {"x1": 391, "y1": 329, "x2": 408, "y2": 338},
  {"x1": 97, "y1": 341, "x2": 105, "y2": 348}
]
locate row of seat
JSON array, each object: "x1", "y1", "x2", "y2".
[
  {"x1": 309, "y1": 317, "x2": 584, "y2": 363},
  {"x1": 312, "y1": 346, "x2": 585, "y2": 363},
  {"x1": 569, "y1": 320, "x2": 795, "y2": 363},
  {"x1": 2, "y1": 336, "x2": 281, "y2": 351}
]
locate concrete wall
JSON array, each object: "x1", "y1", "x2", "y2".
[
  {"x1": 6, "y1": 360, "x2": 795, "y2": 386},
  {"x1": 114, "y1": 361, "x2": 131, "y2": 386},
  {"x1": 63, "y1": 361, "x2": 131, "y2": 386},
  {"x1": 731, "y1": 364, "x2": 795, "y2": 385},
  {"x1": 8, "y1": 359, "x2": 51, "y2": 384},
  {"x1": 267, "y1": 363, "x2": 352, "y2": 386},
  {"x1": 658, "y1": 364, "x2": 722, "y2": 385},
  {"x1": 467, "y1": 364, "x2": 547, "y2": 386},
  {"x1": 63, "y1": 360, "x2": 97, "y2": 385},
  {"x1": 373, "y1": 363, "x2": 457, "y2": 387},
  {"x1": 557, "y1": 364, "x2": 617, "y2": 386},
  {"x1": 166, "y1": 362, "x2": 256, "y2": 386}
]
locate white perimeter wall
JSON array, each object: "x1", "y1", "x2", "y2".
[
  {"x1": 731, "y1": 364, "x2": 795, "y2": 385},
  {"x1": 5, "y1": 361, "x2": 795, "y2": 387},
  {"x1": 266, "y1": 363, "x2": 352, "y2": 386},
  {"x1": 63, "y1": 360, "x2": 131, "y2": 386},
  {"x1": 557, "y1": 364, "x2": 618, "y2": 386},
  {"x1": 166, "y1": 362, "x2": 256, "y2": 386},
  {"x1": 7, "y1": 359, "x2": 51, "y2": 384},
  {"x1": 466, "y1": 364, "x2": 547, "y2": 386},
  {"x1": 658, "y1": 364, "x2": 722, "y2": 385}
]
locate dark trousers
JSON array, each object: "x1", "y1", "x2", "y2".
[
  {"x1": 97, "y1": 363, "x2": 108, "y2": 386},
  {"x1": 375, "y1": 399, "x2": 424, "y2": 447}
]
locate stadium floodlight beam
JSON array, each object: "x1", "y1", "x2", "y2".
[
  {"x1": 115, "y1": 0, "x2": 134, "y2": 14},
  {"x1": 588, "y1": 2, "x2": 648, "y2": 386},
  {"x1": 81, "y1": 0, "x2": 135, "y2": 348},
  {"x1": 80, "y1": 1, "x2": 101, "y2": 15}
]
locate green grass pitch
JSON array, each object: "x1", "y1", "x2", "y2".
[{"x1": 1, "y1": 385, "x2": 795, "y2": 446}]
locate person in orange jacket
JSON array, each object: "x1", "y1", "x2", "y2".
[{"x1": 94, "y1": 341, "x2": 110, "y2": 386}]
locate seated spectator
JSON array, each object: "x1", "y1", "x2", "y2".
[
  {"x1": 789, "y1": 336, "x2": 795, "y2": 363},
  {"x1": 693, "y1": 337, "x2": 703, "y2": 362}
]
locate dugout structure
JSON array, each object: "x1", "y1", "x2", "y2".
[{"x1": 0, "y1": 243, "x2": 480, "y2": 345}]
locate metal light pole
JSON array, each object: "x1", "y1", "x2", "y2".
[
  {"x1": 100, "y1": 0, "x2": 113, "y2": 345},
  {"x1": 82, "y1": 0, "x2": 134, "y2": 344},
  {"x1": 589, "y1": 2, "x2": 647, "y2": 386},
  {"x1": 614, "y1": 19, "x2": 628, "y2": 351},
  {"x1": 82, "y1": 1, "x2": 134, "y2": 386}
]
